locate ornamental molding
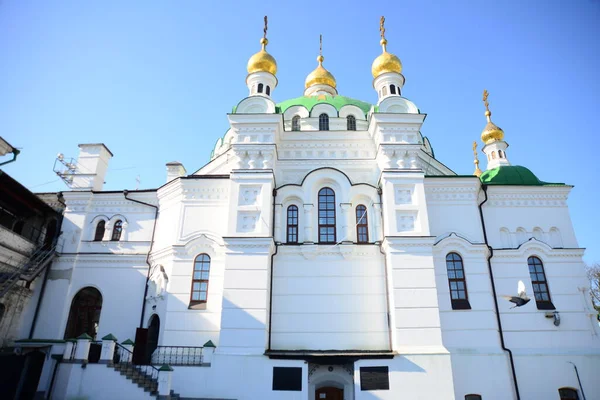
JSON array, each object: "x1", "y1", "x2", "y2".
[
  {"x1": 278, "y1": 243, "x2": 380, "y2": 260},
  {"x1": 432, "y1": 233, "x2": 488, "y2": 256},
  {"x1": 56, "y1": 255, "x2": 148, "y2": 265},
  {"x1": 486, "y1": 192, "x2": 569, "y2": 207},
  {"x1": 425, "y1": 186, "x2": 478, "y2": 203},
  {"x1": 222, "y1": 237, "x2": 275, "y2": 252}
]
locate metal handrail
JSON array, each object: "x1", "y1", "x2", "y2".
[
  {"x1": 151, "y1": 345, "x2": 203, "y2": 366},
  {"x1": 0, "y1": 242, "x2": 58, "y2": 298},
  {"x1": 113, "y1": 342, "x2": 159, "y2": 393}
]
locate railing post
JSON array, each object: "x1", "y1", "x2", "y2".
[
  {"x1": 100, "y1": 334, "x2": 117, "y2": 364},
  {"x1": 157, "y1": 365, "x2": 173, "y2": 399},
  {"x1": 202, "y1": 340, "x2": 215, "y2": 365},
  {"x1": 121, "y1": 339, "x2": 134, "y2": 363},
  {"x1": 63, "y1": 339, "x2": 76, "y2": 361},
  {"x1": 75, "y1": 333, "x2": 92, "y2": 363}
]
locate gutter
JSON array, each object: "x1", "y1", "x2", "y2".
[
  {"x1": 376, "y1": 187, "x2": 394, "y2": 351},
  {"x1": 478, "y1": 184, "x2": 521, "y2": 400},
  {"x1": 267, "y1": 188, "x2": 278, "y2": 351},
  {"x1": 123, "y1": 190, "x2": 159, "y2": 328},
  {"x1": 0, "y1": 148, "x2": 20, "y2": 166}
]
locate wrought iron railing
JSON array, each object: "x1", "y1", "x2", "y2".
[
  {"x1": 151, "y1": 346, "x2": 203, "y2": 365},
  {"x1": 113, "y1": 342, "x2": 159, "y2": 392},
  {"x1": 0, "y1": 242, "x2": 58, "y2": 298}
]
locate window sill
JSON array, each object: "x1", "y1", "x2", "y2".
[
  {"x1": 188, "y1": 303, "x2": 207, "y2": 310},
  {"x1": 535, "y1": 301, "x2": 556, "y2": 310},
  {"x1": 451, "y1": 299, "x2": 472, "y2": 310}
]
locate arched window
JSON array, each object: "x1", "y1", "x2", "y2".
[
  {"x1": 492, "y1": 151, "x2": 497, "y2": 159},
  {"x1": 318, "y1": 188, "x2": 336, "y2": 244},
  {"x1": 292, "y1": 115, "x2": 301, "y2": 131},
  {"x1": 528, "y1": 256, "x2": 555, "y2": 310},
  {"x1": 390, "y1": 84, "x2": 396, "y2": 95},
  {"x1": 265, "y1": 85, "x2": 271, "y2": 96},
  {"x1": 319, "y1": 114, "x2": 329, "y2": 131},
  {"x1": 257, "y1": 83, "x2": 264, "y2": 93},
  {"x1": 286, "y1": 205, "x2": 299, "y2": 244},
  {"x1": 94, "y1": 220, "x2": 105, "y2": 241},
  {"x1": 465, "y1": 395, "x2": 482, "y2": 400},
  {"x1": 356, "y1": 205, "x2": 368, "y2": 243},
  {"x1": 559, "y1": 388, "x2": 579, "y2": 399},
  {"x1": 347, "y1": 115, "x2": 356, "y2": 131},
  {"x1": 111, "y1": 220, "x2": 123, "y2": 241},
  {"x1": 64, "y1": 287, "x2": 102, "y2": 339},
  {"x1": 13, "y1": 220, "x2": 24, "y2": 235},
  {"x1": 190, "y1": 254, "x2": 210, "y2": 305},
  {"x1": 382, "y1": 86, "x2": 388, "y2": 96},
  {"x1": 498, "y1": 150, "x2": 504, "y2": 158},
  {"x1": 446, "y1": 253, "x2": 471, "y2": 310}
]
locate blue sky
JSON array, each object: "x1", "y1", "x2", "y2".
[{"x1": 1, "y1": 0, "x2": 599, "y2": 262}]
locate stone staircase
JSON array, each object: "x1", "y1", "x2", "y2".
[{"x1": 110, "y1": 362, "x2": 159, "y2": 396}]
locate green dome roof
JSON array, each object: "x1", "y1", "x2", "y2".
[
  {"x1": 277, "y1": 95, "x2": 372, "y2": 116},
  {"x1": 480, "y1": 165, "x2": 565, "y2": 186}
]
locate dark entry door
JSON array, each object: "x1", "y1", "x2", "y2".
[
  {"x1": 316, "y1": 387, "x2": 343, "y2": 400},
  {"x1": 146, "y1": 314, "x2": 160, "y2": 363}
]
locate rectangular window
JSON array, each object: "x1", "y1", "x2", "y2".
[
  {"x1": 360, "y1": 366, "x2": 389, "y2": 391},
  {"x1": 272, "y1": 367, "x2": 302, "y2": 391}
]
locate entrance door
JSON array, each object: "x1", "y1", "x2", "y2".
[
  {"x1": 316, "y1": 387, "x2": 343, "y2": 400},
  {"x1": 146, "y1": 314, "x2": 160, "y2": 363}
]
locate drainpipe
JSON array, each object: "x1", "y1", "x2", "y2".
[
  {"x1": 0, "y1": 148, "x2": 20, "y2": 166},
  {"x1": 376, "y1": 187, "x2": 394, "y2": 351},
  {"x1": 123, "y1": 190, "x2": 159, "y2": 329},
  {"x1": 478, "y1": 184, "x2": 521, "y2": 400},
  {"x1": 568, "y1": 362, "x2": 586, "y2": 400},
  {"x1": 267, "y1": 188, "x2": 278, "y2": 351}
]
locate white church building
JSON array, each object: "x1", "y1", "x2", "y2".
[{"x1": 23, "y1": 17, "x2": 599, "y2": 400}]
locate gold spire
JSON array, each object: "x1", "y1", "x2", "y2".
[
  {"x1": 371, "y1": 16, "x2": 402, "y2": 78},
  {"x1": 481, "y1": 89, "x2": 505, "y2": 144},
  {"x1": 247, "y1": 16, "x2": 277, "y2": 75},
  {"x1": 305, "y1": 34, "x2": 337, "y2": 89},
  {"x1": 472, "y1": 141, "x2": 482, "y2": 177}
]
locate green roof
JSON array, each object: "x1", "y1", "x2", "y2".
[
  {"x1": 480, "y1": 165, "x2": 565, "y2": 186},
  {"x1": 276, "y1": 95, "x2": 372, "y2": 116}
]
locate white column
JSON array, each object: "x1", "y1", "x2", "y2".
[
  {"x1": 373, "y1": 203, "x2": 382, "y2": 243},
  {"x1": 62, "y1": 340, "x2": 75, "y2": 360},
  {"x1": 303, "y1": 204, "x2": 314, "y2": 243},
  {"x1": 202, "y1": 341, "x2": 216, "y2": 364},
  {"x1": 340, "y1": 203, "x2": 352, "y2": 243},
  {"x1": 158, "y1": 365, "x2": 173, "y2": 397},
  {"x1": 100, "y1": 334, "x2": 117, "y2": 363},
  {"x1": 74, "y1": 334, "x2": 92, "y2": 361},
  {"x1": 121, "y1": 339, "x2": 134, "y2": 363},
  {"x1": 247, "y1": 150, "x2": 259, "y2": 170},
  {"x1": 262, "y1": 150, "x2": 273, "y2": 169},
  {"x1": 274, "y1": 204, "x2": 283, "y2": 243}
]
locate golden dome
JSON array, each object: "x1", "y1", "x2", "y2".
[
  {"x1": 481, "y1": 110, "x2": 505, "y2": 144},
  {"x1": 372, "y1": 39, "x2": 402, "y2": 78},
  {"x1": 247, "y1": 38, "x2": 277, "y2": 76},
  {"x1": 305, "y1": 55, "x2": 337, "y2": 89}
]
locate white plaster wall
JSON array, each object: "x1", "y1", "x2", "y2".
[
  {"x1": 354, "y1": 355, "x2": 455, "y2": 400},
  {"x1": 53, "y1": 363, "x2": 153, "y2": 400},
  {"x1": 171, "y1": 356, "x2": 307, "y2": 400},
  {"x1": 271, "y1": 246, "x2": 388, "y2": 350}
]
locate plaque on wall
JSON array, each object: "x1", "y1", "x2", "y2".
[{"x1": 360, "y1": 366, "x2": 389, "y2": 391}]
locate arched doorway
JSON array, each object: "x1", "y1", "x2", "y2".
[
  {"x1": 64, "y1": 287, "x2": 102, "y2": 340},
  {"x1": 146, "y1": 314, "x2": 160, "y2": 363},
  {"x1": 44, "y1": 219, "x2": 58, "y2": 248},
  {"x1": 316, "y1": 386, "x2": 343, "y2": 400}
]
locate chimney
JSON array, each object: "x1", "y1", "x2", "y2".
[
  {"x1": 166, "y1": 161, "x2": 186, "y2": 183},
  {"x1": 71, "y1": 143, "x2": 113, "y2": 191}
]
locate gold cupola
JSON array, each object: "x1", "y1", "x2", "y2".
[
  {"x1": 305, "y1": 35, "x2": 337, "y2": 91},
  {"x1": 371, "y1": 16, "x2": 402, "y2": 78},
  {"x1": 481, "y1": 90, "x2": 505, "y2": 144},
  {"x1": 247, "y1": 16, "x2": 277, "y2": 76}
]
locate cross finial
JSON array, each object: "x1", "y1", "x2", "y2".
[
  {"x1": 263, "y1": 16, "x2": 268, "y2": 39},
  {"x1": 319, "y1": 34, "x2": 323, "y2": 57},
  {"x1": 380, "y1": 16, "x2": 386, "y2": 40},
  {"x1": 472, "y1": 141, "x2": 482, "y2": 177},
  {"x1": 483, "y1": 89, "x2": 490, "y2": 112}
]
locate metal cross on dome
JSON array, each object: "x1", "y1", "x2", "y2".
[
  {"x1": 263, "y1": 16, "x2": 268, "y2": 39},
  {"x1": 380, "y1": 16, "x2": 386, "y2": 39}
]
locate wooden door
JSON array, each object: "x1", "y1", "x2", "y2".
[{"x1": 316, "y1": 387, "x2": 343, "y2": 400}]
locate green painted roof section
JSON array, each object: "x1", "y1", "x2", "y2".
[
  {"x1": 121, "y1": 339, "x2": 135, "y2": 345},
  {"x1": 480, "y1": 165, "x2": 566, "y2": 186},
  {"x1": 277, "y1": 95, "x2": 372, "y2": 116},
  {"x1": 203, "y1": 340, "x2": 216, "y2": 348},
  {"x1": 101, "y1": 334, "x2": 118, "y2": 341},
  {"x1": 76, "y1": 333, "x2": 93, "y2": 340},
  {"x1": 159, "y1": 364, "x2": 174, "y2": 371}
]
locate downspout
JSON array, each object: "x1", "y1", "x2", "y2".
[
  {"x1": 478, "y1": 184, "x2": 521, "y2": 400},
  {"x1": 568, "y1": 362, "x2": 586, "y2": 400},
  {"x1": 267, "y1": 188, "x2": 278, "y2": 351},
  {"x1": 0, "y1": 148, "x2": 20, "y2": 166},
  {"x1": 377, "y1": 187, "x2": 394, "y2": 351},
  {"x1": 123, "y1": 190, "x2": 159, "y2": 329}
]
